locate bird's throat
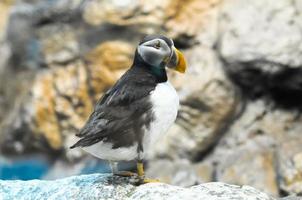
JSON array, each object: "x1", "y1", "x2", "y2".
[
  {"x1": 149, "y1": 65, "x2": 167, "y2": 83},
  {"x1": 133, "y1": 51, "x2": 168, "y2": 83}
]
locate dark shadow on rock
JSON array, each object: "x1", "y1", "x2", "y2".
[{"x1": 221, "y1": 58, "x2": 302, "y2": 111}]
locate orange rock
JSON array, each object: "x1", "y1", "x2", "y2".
[
  {"x1": 28, "y1": 41, "x2": 134, "y2": 150},
  {"x1": 33, "y1": 72, "x2": 62, "y2": 150},
  {"x1": 0, "y1": 0, "x2": 14, "y2": 39},
  {"x1": 165, "y1": 0, "x2": 221, "y2": 38}
]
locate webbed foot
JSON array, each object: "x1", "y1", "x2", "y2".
[
  {"x1": 136, "y1": 161, "x2": 161, "y2": 184},
  {"x1": 113, "y1": 171, "x2": 137, "y2": 177}
]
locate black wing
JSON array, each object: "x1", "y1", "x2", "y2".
[{"x1": 70, "y1": 67, "x2": 156, "y2": 149}]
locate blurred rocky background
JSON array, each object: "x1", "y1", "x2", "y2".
[{"x1": 0, "y1": 0, "x2": 302, "y2": 198}]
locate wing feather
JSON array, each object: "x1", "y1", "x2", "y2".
[{"x1": 70, "y1": 67, "x2": 156, "y2": 149}]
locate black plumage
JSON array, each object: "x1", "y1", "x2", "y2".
[
  {"x1": 70, "y1": 34, "x2": 186, "y2": 183},
  {"x1": 70, "y1": 49, "x2": 167, "y2": 151}
]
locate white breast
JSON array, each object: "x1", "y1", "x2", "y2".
[
  {"x1": 82, "y1": 81, "x2": 179, "y2": 162},
  {"x1": 142, "y1": 81, "x2": 179, "y2": 158}
]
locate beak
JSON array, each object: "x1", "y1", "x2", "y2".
[{"x1": 167, "y1": 47, "x2": 187, "y2": 73}]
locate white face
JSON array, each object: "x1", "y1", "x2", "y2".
[{"x1": 137, "y1": 38, "x2": 173, "y2": 67}]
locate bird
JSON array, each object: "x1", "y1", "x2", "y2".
[{"x1": 70, "y1": 35, "x2": 186, "y2": 184}]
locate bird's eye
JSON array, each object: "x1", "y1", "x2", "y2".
[{"x1": 154, "y1": 41, "x2": 161, "y2": 49}]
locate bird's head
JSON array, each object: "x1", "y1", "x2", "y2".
[{"x1": 137, "y1": 35, "x2": 187, "y2": 73}]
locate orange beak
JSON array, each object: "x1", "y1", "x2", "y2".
[{"x1": 168, "y1": 47, "x2": 187, "y2": 73}]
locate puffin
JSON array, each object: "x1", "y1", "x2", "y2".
[{"x1": 70, "y1": 35, "x2": 186, "y2": 183}]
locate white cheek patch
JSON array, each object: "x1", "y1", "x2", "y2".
[
  {"x1": 141, "y1": 38, "x2": 167, "y2": 48},
  {"x1": 138, "y1": 39, "x2": 172, "y2": 67},
  {"x1": 138, "y1": 46, "x2": 161, "y2": 66},
  {"x1": 137, "y1": 45, "x2": 146, "y2": 58}
]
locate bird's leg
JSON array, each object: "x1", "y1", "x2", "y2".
[
  {"x1": 109, "y1": 161, "x2": 118, "y2": 174},
  {"x1": 137, "y1": 161, "x2": 144, "y2": 177},
  {"x1": 109, "y1": 161, "x2": 136, "y2": 177},
  {"x1": 137, "y1": 161, "x2": 160, "y2": 184}
]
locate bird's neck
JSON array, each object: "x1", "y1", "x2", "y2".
[{"x1": 133, "y1": 52, "x2": 167, "y2": 83}]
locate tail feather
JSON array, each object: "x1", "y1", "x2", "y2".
[{"x1": 69, "y1": 141, "x2": 81, "y2": 149}]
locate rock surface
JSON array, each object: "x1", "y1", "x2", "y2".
[{"x1": 0, "y1": 173, "x2": 275, "y2": 200}]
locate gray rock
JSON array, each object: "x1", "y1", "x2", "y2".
[
  {"x1": 219, "y1": 0, "x2": 302, "y2": 106},
  {"x1": 278, "y1": 134, "x2": 302, "y2": 195},
  {"x1": 280, "y1": 196, "x2": 302, "y2": 200},
  {"x1": 220, "y1": 0, "x2": 302, "y2": 66},
  {"x1": 0, "y1": 173, "x2": 275, "y2": 200},
  {"x1": 146, "y1": 158, "x2": 213, "y2": 187},
  {"x1": 209, "y1": 100, "x2": 302, "y2": 196}
]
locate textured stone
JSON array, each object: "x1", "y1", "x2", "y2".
[
  {"x1": 0, "y1": 1, "x2": 13, "y2": 39},
  {"x1": 0, "y1": 174, "x2": 275, "y2": 200},
  {"x1": 85, "y1": 41, "x2": 135, "y2": 101},
  {"x1": 146, "y1": 158, "x2": 213, "y2": 187},
  {"x1": 38, "y1": 25, "x2": 79, "y2": 65},
  {"x1": 209, "y1": 100, "x2": 302, "y2": 196},
  {"x1": 281, "y1": 196, "x2": 302, "y2": 200},
  {"x1": 219, "y1": 0, "x2": 302, "y2": 107},
  {"x1": 220, "y1": 0, "x2": 302, "y2": 66},
  {"x1": 82, "y1": 0, "x2": 223, "y2": 44},
  {"x1": 0, "y1": 1, "x2": 13, "y2": 122},
  {"x1": 5, "y1": 0, "x2": 84, "y2": 69},
  {"x1": 165, "y1": 0, "x2": 221, "y2": 46},
  {"x1": 214, "y1": 138, "x2": 278, "y2": 196},
  {"x1": 82, "y1": 0, "x2": 168, "y2": 33},
  {"x1": 0, "y1": 41, "x2": 133, "y2": 153},
  {"x1": 278, "y1": 138, "x2": 302, "y2": 195}
]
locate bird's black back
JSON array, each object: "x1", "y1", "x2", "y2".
[{"x1": 70, "y1": 61, "x2": 160, "y2": 150}]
